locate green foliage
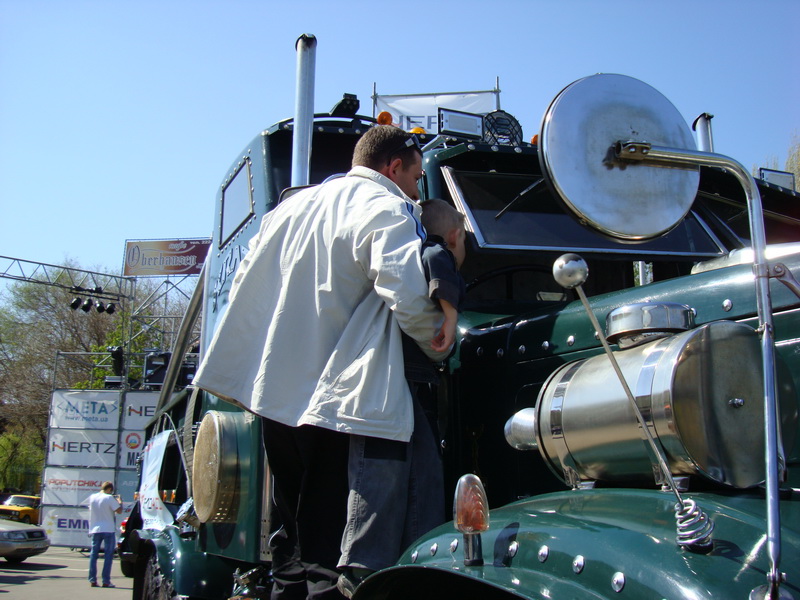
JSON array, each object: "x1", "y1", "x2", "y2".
[{"x1": 0, "y1": 425, "x2": 45, "y2": 493}]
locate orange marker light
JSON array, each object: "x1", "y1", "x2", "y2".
[
  {"x1": 377, "y1": 111, "x2": 394, "y2": 125},
  {"x1": 453, "y1": 473, "x2": 490, "y2": 533}
]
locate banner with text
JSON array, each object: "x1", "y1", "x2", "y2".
[
  {"x1": 41, "y1": 505, "x2": 92, "y2": 548},
  {"x1": 122, "y1": 391, "x2": 159, "y2": 430},
  {"x1": 123, "y1": 238, "x2": 211, "y2": 277},
  {"x1": 47, "y1": 429, "x2": 119, "y2": 469},
  {"x1": 41, "y1": 467, "x2": 115, "y2": 506},
  {"x1": 49, "y1": 390, "x2": 120, "y2": 430},
  {"x1": 118, "y1": 429, "x2": 146, "y2": 470},
  {"x1": 373, "y1": 89, "x2": 499, "y2": 132}
]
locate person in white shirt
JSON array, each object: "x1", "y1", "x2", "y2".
[{"x1": 87, "y1": 481, "x2": 122, "y2": 588}]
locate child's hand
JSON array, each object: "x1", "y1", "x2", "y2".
[{"x1": 431, "y1": 303, "x2": 458, "y2": 352}]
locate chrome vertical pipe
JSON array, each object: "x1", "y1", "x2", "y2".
[
  {"x1": 692, "y1": 113, "x2": 715, "y2": 152},
  {"x1": 291, "y1": 34, "x2": 316, "y2": 188}
]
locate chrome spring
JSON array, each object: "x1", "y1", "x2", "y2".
[{"x1": 675, "y1": 498, "x2": 714, "y2": 552}]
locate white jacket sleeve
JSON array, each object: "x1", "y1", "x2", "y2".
[{"x1": 354, "y1": 194, "x2": 451, "y2": 362}]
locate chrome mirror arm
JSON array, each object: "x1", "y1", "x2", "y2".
[{"x1": 615, "y1": 141, "x2": 788, "y2": 597}]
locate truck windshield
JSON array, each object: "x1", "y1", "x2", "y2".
[{"x1": 443, "y1": 167, "x2": 725, "y2": 258}]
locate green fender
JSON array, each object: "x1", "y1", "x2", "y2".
[
  {"x1": 356, "y1": 489, "x2": 800, "y2": 600},
  {"x1": 136, "y1": 525, "x2": 235, "y2": 599}
]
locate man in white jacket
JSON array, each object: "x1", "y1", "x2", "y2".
[{"x1": 194, "y1": 125, "x2": 450, "y2": 599}]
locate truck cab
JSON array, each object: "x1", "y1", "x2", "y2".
[{"x1": 121, "y1": 72, "x2": 800, "y2": 600}]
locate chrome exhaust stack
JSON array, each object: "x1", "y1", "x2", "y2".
[{"x1": 291, "y1": 34, "x2": 316, "y2": 187}]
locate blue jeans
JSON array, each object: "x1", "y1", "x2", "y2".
[
  {"x1": 88, "y1": 531, "x2": 116, "y2": 585},
  {"x1": 339, "y1": 392, "x2": 445, "y2": 571}
]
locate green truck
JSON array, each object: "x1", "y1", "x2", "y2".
[{"x1": 119, "y1": 35, "x2": 800, "y2": 599}]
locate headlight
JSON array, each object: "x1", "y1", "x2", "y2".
[{"x1": 0, "y1": 531, "x2": 28, "y2": 540}]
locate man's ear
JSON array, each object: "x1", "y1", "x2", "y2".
[
  {"x1": 386, "y1": 157, "x2": 404, "y2": 180},
  {"x1": 445, "y1": 227, "x2": 459, "y2": 248}
]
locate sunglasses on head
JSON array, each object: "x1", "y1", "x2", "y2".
[{"x1": 387, "y1": 135, "x2": 422, "y2": 164}]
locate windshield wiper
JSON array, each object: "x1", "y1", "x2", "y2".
[{"x1": 494, "y1": 178, "x2": 545, "y2": 220}]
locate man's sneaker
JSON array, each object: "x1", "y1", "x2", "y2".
[
  {"x1": 90, "y1": 582, "x2": 98, "y2": 587},
  {"x1": 336, "y1": 568, "x2": 372, "y2": 599},
  {"x1": 102, "y1": 583, "x2": 116, "y2": 588}
]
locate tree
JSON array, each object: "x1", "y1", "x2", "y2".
[{"x1": 0, "y1": 265, "x2": 120, "y2": 443}]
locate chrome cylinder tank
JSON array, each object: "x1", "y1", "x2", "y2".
[{"x1": 534, "y1": 320, "x2": 797, "y2": 489}]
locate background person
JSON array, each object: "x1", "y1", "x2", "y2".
[{"x1": 87, "y1": 481, "x2": 122, "y2": 588}]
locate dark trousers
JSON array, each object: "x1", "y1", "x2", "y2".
[{"x1": 262, "y1": 419, "x2": 350, "y2": 600}]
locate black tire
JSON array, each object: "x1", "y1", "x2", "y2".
[
  {"x1": 21, "y1": 516, "x2": 31, "y2": 524},
  {"x1": 4, "y1": 556, "x2": 26, "y2": 564},
  {"x1": 141, "y1": 553, "x2": 177, "y2": 600}
]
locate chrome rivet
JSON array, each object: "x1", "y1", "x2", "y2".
[
  {"x1": 497, "y1": 348, "x2": 504, "y2": 358},
  {"x1": 567, "y1": 335, "x2": 575, "y2": 346},
  {"x1": 476, "y1": 347, "x2": 484, "y2": 357},
  {"x1": 338, "y1": 128, "x2": 344, "y2": 133},
  {"x1": 411, "y1": 550, "x2": 419, "y2": 563},
  {"x1": 491, "y1": 145, "x2": 499, "y2": 152},
  {"x1": 612, "y1": 572, "x2": 626, "y2": 592},
  {"x1": 541, "y1": 341, "x2": 550, "y2": 351},
  {"x1": 508, "y1": 541, "x2": 519, "y2": 558},
  {"x1": 518, "y1": 345, "x2": 526, "y2": 355},
  {"x1": 572, "y1": 555, "x2": 585, "y2": 574},
  {"x1": 467, "y1": 144, "x2": 476, "y2": 150},
  {"x1": 514, "y1": 147, "x2": 522, "y2": 153},
  {"x1": 430, "y1": 542, "x2": 438, "y2": 556},
  {"x1": 538, "y1": 545, "x2": 549, "y2": 562},
  {"x1": 728, "y1": 398, "x2": 745, "y2": 408},
  {"x1": 449, "y1": 538, "x2": 459, "y2": 553},
  {"x1": 722, "y1": 299, "x2": 733, "y2": 312}
]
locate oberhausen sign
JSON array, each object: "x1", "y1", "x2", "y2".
[{"x1": 124, "y1": 238, "x2": 211, "y2": 277}]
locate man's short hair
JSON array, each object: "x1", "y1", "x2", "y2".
[
  {"x1": 101, "y1": 481, "x2": 114, "y2": 493},
  {"x1": 419, "y1": 199, "x2": 465, "y2": 238},
  {"x1": 352, "y1": 125, "x2": 421, "y2": 171}
]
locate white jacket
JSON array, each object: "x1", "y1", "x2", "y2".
[{"x1": 194, "y1": 167, "x2": 449, "y2": 441}]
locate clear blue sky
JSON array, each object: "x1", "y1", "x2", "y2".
[{"x1": 2, "y1": 0, "x2": 798, "y2": 273}]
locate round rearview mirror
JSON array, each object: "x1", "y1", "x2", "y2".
[{"x1": 538, "y1": 74, "x2": 699, "y2": 241}]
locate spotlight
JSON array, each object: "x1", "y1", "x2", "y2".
[
  {"x1": 81, "y1": 299, "x2": 94, "y2": 312},
  {"x1": 105, "y1": 303, "x2": 116, "y2": 315},
  {"x1": 70, "y1": 297, "x2": 82, "y2": 310},
  {"x1": 96, "y1": 301, "x2": 106, "y2": 313}
]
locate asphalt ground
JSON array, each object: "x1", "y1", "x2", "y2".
[{"x1": 0, "y1": 545, "x2": 131, "y2": 599}]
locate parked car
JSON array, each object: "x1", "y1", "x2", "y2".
[
  {"x1": 0, "y1": 495, "x2": 41, "y2": 524},
  {"x1": 0, "y1": 519, "x2": 50, "y2": 563}
]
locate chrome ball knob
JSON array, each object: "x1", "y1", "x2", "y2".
[{"x1": 553, "y1": 253, "x2": 588, "y2": 289}]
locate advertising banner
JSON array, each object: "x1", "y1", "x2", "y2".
[
  {"x1": 373, "y1": 89, "x2": 499, "y2": 132},
  {"x1": 116, "y1": 469, "x2": 140, "y2": 504},
  {"x1": 118, "y1": 430, "x2": 146, "y2": 470},
  {"x1": 138, "y1": 430, "x2": 172, "y2": 530},
  {"x1": 123, "y1": 238, "x2": 211, "y2": 277},
  {"x1": 121, "y1": 391, "x2": 159, "y2": 430},
  {"x1": 47, "y1": 429, "x2": 119, "y2": 468},
  {"x1": 41, "y1": 505, "x2": 93, "y2": 548},
  {"x1": 41, "y1": 467, "x2": 115, "y2": 507},
  {"x1": 49, "y1": 390, "x2": 121, "y2": 430}
]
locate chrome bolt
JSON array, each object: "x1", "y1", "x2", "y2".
[
  {"x1": 449, "y1": 539, "x2": 459, "y2": 553},
  {"x1": 573, "y1": 555, "x2": 585, "y2": 574},
  {"x1": 722, "y1": 299, "x2": 733, "y2": 312},
  {"x1": 430, "y1": 542, "x2": 438, "y2": 556},
  {"x1": 476, "y1": 347, "x2": 483, "y2": 357},
  {"x1": 411, "y1": 550, "x2": 418, "y2": 563},
  {"x1": 538, "y1": 545, "x2": 549, "y2": 562},
  {"x1": 518, "y1": 345, "x2": 526, "y2": 355},
  {"x1": 728, "y1": 398, "x2": 745, "y2": 408},
  {"x1": 541, "y1": 341, "x2": 551, "y2": 351},
  {"x1": 497, "y1": 348, "x2": 504, "y2": 358},
  {"x1": 508, "y1": 541, "x2": 519, "y2": 558},
  {"x1": 612, "y1": 572, "x2": 626, "y2": 592},
  {"x1": 567, "y1": 335, "x2": 575, "y2": 346}
]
